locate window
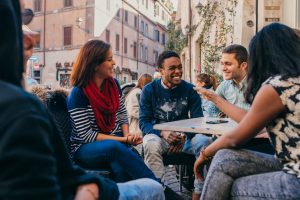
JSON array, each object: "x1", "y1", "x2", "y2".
[
  {"x1": 154, "y1": 30, "x2": 160, "y2": 42},
  {"x1": 34, "y1": 0, "x2": 42, "y2": 12},
  {"x1": 34, "y1": 31, "x2": 41, "y2": 48},
  {"x1": 106, "y1": 29, "x2": 110, "y2": 43},
  {"x1": 162, "y1": 33, "x2": 166, "y2": 45},
  {"x1": 153, "y1": 50, "x2": 159, "y2": 64},
  {"x1": 115, "y1": 72, "x2": 119, "y2": 80},
  {"x1": 133, "y1": 41, "x2": 137, "y2": 58},
  {"x1": 140, "y1": 44, "x2": 144, "y2": 61},
  {"x1": 141, "y1": 21, "x2": 144, "y2": 33},
  {"x1": 145, "y1": 47, "x2": 148, "y2": 62},
  {"x1": 33, "y1": 68, "x2": 41, "y2": 84},
  {"x1": 124, "y1": 38, "x2": 128, "y2": 54},
  {"x1": 134, "y1": 16, "x2": 138, "y2": 28},
  {"x1": 146, "y1": 0, "x2": 148, "y2": 9},
  {"x1": 64, "y1": 0, "x2": 72, "y2": 7},
  {"x1": 33, "y1": 70, "x2": 40, "y2": 78},
  {"x1": 116, "y1": 10, "x2": 120, "y2": 18},
  {"x1": 125, "y1": 10, "x2": 128, "y2": 22},
  {"x1": 106, "y1": 0, "x2": 110, "y2": 10},
  {"x1": 145, "y1": 24, "x2": 148, "y2": 36},
  {"x1": 115, "y1": 34, "x2": 120, "y2": 51},
  {"x1": 154, "y1": 5, "x2": 159, "y2": 17},
  {"x1": 63, "y1": 26, "x2": 72, "y2": 46}
]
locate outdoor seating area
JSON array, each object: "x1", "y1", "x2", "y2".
[
  {"x1": 1, "y1": 0, "x2": 300, "y2": 200},
  {"x1": 30, "y1": 85, "x2": 195, "y2": 199}
]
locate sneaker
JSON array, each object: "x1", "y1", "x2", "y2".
[{"x1": 164, "y1": 186, "x2": 184, "y2": 200}]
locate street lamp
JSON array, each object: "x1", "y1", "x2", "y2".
[{"x1": 76, "y1": 17, "x2": 90, "y2": 33}]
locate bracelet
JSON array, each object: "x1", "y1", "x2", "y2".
[
  {"x1": 200, "y1": 147, "x2": 213, "y2": 161},
  {"x1": 79, "y1": 186, "x2": 98, "y2": 200}
]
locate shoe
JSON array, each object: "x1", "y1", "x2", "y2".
[{"x1": 164, "y1": 186, "x2": 184, "y2": 200}]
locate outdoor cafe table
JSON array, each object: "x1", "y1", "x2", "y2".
[{"x1": 153, "y1": 117, "x2": 237, "y2": 135}]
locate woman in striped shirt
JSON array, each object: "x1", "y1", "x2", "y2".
[{"x1": 67, "y1": 40, "x2": 158, "y2": 183}]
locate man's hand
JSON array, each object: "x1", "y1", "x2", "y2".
[
  {"x1": 161, "y1": 130, "x2": 183, "y2": 145},
  {"x1": 161, "y1": 131, "x2": 186, "y2": 154},
  {"x1": 167, "y1": 135, "x2": 185, "y2": 154}
]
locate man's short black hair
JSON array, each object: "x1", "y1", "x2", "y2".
[
  {"x1": 222, "y1": 44, "x2": 248, "y2": 65},
  {"x1": 157, "y1": 51, "x2": 180, "y2": 69}
]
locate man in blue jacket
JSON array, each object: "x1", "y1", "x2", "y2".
[{"x1": 139, "y1": 51, "x2": 211, "y2": 197}]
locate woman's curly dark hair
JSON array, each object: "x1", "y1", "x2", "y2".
[{"x1": 245, "y1": 23, "x2": 300, "y2": 104}]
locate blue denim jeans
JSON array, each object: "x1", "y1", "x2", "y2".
[
  {"x1": 143, "y1": 134, "x2": 212, "y2": 192},
  {"x1": 118, "y1": 178, "x2": 165, "y2": 200},
  {"x1": 74, "y1": 140, "x2": 158, "y2": 183},
  {"x1": 201, "y1": 149, "x2": 300, "y2": 200}
]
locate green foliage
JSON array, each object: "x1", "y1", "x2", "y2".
[
  {"x1": 165, "y1": 22, "x2": 188, "y2": 54},
  {"x1": 196, "y1": 0, "x2": 237, "y2": 80}
]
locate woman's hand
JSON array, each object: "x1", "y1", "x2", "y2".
[
  {"x1": 75, "y1": 183, "x2": 99, "y2": 200},
  {"x1": 127, "y1": 134, "x2": 143, "y2": 146},
  {"x1": 193, "y1": 87, "x2": 216, "y2": 101},
  {"x1": 193, "y1": 154, "x2": 207, "y2": 181}
]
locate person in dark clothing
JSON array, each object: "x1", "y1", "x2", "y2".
[
  {"x1": 0, "y1": 1, "x2": 116, "y2": 199},
  {"x1": 0, "y1": 1, "x2": 164, "y2": 199}
]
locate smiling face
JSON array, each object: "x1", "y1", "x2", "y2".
[
  {"x1": 159, "y1": 56, "x2": 182, "y2": 88},
  {"x1": 94, "y1": 48, "x2": 115, "y2": 79},
  {"x1": 220, "y1": 53, "x2": 247, "y2": 83}
]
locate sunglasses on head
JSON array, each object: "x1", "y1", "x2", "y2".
[{"x1": 22, "y1": 8, "x2": 34, "y2": 25}]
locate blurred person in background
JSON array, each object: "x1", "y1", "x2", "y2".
[
  {"x1": 195, "y1": 73, "x2": 218, "y2": 117},
  {"x1": 153, "y1": 71, "x2": 162, "y2": 80},
  {"x1": 125, "y1": 73, "x2": 153, "y2": 136}
]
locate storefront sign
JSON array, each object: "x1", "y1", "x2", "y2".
[{"x1": 264, "y1": 0, "x2": 282, "y2": 25}]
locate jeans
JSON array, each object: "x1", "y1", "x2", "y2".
[
  {"x1": 74, "y1": 140, "x2": 158, "y2": 183},
  {"x1": 201, "y1": 149, "x2": 300, "y2": 200},
  {"x1": 118, "y1": 178, "x2": 165, "y2": 200},
  {"x1": 143, "y1": 134, "x2": 211, "y2": 193}
]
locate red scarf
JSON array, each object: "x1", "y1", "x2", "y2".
[{"x1": 83, "y1": 78, "x2": 120, "y2": 133}]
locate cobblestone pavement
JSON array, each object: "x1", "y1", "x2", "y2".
[
  {"x1": 134, "y1": 144, "x2": 192, "y2": 200},
  {"x1": 165, "y1": 165, "x2": 192, "y2": 200}
]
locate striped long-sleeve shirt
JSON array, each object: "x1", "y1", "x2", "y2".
[{"x1": 67, "y1": 80, "x2": 128, "y2": 156}]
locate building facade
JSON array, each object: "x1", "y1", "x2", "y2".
[
  {"x1": 176, "y1": 0, "x2": 300, "y2": 83},
  {"x1": 25, "y1": 0, "x2": 174, "y2": 87}
]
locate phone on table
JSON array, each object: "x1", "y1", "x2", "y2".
[{"x1": 206, "y1": 119, "x2": 228, "y2": 124}]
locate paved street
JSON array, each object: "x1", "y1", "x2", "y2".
[
  {"x1": 135, "y1": 144, "x2": 192, "y2": 199},
  {"x1": 165, "y1": 165, "x2": 192, "y2": 200}
]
